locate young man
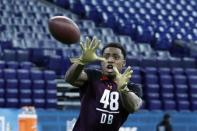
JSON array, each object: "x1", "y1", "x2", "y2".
[{"x1": 65, "y1": 36, "x2": 143, "y2": 131}]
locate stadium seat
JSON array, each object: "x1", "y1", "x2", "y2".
[
  {"x1": 159, "y1": 74, "x2": 173, "y2": 85},
  {"x1": 175, "y1": 84, "x2": 188, "y2": 94},
  {"x1": 30, "y1": 69, "x2": 43, "y2": 80},
  {"x1": 6, "y1": 98, "x2": 19, "y2": 108},
  {"x1": 19, "y1": 61, "x2": 33, "y2": 69},
  {"x1": 33, "y1": 98, "x2": 45, "y2": 108},
  {"x1": 146, "y1": 84, "x2": 160, "y2": 93},
  {"x1": 3, "y1": 49, "x2": 16, "y2": 61},
  {"x1": 130, "y1": 74, "x2": 142, "y2": 84},
  {"x1": 43, "y1": 70, "x2": 56, "y2": 80},
  {"x1": 161, "y1": 93, "x2": 174, "y2": 100},
  {"x1": 19, "y1": 98, "x2": 32, "y2": 107},
  {"x1": 187, "y1": 76, "x2": 197, "y2": 85},
  {"x1": 185, "y1": 68, "x2": 197, "y2": 76},
  {"x1": 161, "y1": 84, "x2": 174, "y2": 93},
  {"x1": 6, "y1": 61, "x2": 19, "y2": 69},
  {"x1": 16, "y1": 50, "x2": 30, "y2": 62},
  {"x1": 177, "y1": 100, "x2": 190, "y2": 110},
  {"x1": 5, "y1": 79, "x2": 18, "y2": 98},
  {"x1": 158, "y1": 67, "x2": 171, "y2": 75},
  {"x1": 17, "y1": 69, "x2": 30, "y2": 79},
  {"x1": 173, "y1": 75, "x2": 187, "y2": 85},
  {"x1": 148, "y1": 100, "x2": 162, "y2": 110},
  {"x1": 0, "y1": 79, "x2": 5, "y2": 97},
  {"x1": 3, "y1": 69, "x2": 17, "y2": 79},
  {"x1": 163, "y1": 100, "x2": 176, "y2": 110},
  {"x1": 0, "y1": 60, "x2": 6, "y2": 69},
  {"x1": 144, "y1": 74, "x2": 158, "y2": 84},
  {"x1": 171, "y1": 67, "x2": 184, "y2": 75}
]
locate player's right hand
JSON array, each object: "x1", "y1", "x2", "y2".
[{"x1": 70, "y1": 36, "x2": 106, "y2": 65}]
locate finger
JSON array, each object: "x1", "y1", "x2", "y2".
[
  {"x1": 92, "y1": 40, "x2": 100, "y2": 51},
  {"x1": 123, "y1": 66, "x2": 131, "y2": 75},
  {"x1": 90, "y1": 36, "x2": 97, "y2": 49},
  {"x1": 113, "y1": 66, "x2": 120, "y2": 75},
  {"x1": 96, "y1": 56, "x2": 106, "y2": 62},
  {"x1": 80, "y1": 42, "x2": 85, "y2": 51},
  {"x1": 70, "y1": 58, "x2": 79, "y2": 63},
  {"x1": 85, "y1": 37, "x2": 91, "y2": 49},
  {"x1": 126, "y1": 75, "x2": 132, "y2": 79},
  {"x1": 125, "y1": 68, "x2": 133, "y2": 75}
]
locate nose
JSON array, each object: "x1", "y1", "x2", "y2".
[{"x1": 107, "y1": 56, "x2": 114, "y2": 63}]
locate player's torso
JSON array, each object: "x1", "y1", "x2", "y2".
[{"x1": 78, "y1": 78, "x2": 128, "y2": 131}]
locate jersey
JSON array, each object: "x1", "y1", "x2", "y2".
[{"x1": 73, "y1": 69, "x2": 143, "y2": 131}]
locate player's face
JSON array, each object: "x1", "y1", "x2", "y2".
[{"x1": 101, "y1": 47, "x2": 125, "y2": 77}]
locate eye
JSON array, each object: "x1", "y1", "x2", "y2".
[
  {"x1": 103, "y1": 54, "x2": 110, "y2": 59},
  {"x1": 113, "y1": 55, "x2": 120, "y2": 60}
]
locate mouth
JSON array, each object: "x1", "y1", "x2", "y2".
[{"x1": 107, "y1": 65, "x2": 113, "y2": 69}]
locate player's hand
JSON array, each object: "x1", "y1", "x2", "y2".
[
  {"x1": 70, "y1": 36, "x2": 106, "y2": 65},
  {"x1": 114, "y1": 66, "x2": 133, "y2": 93}
]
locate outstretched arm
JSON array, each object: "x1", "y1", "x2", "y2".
[
  {"x1": 65, "y1": 37, "x2": 106, "y2": 87},
  {"x1": 114, "y1": 67, "x2": 143, "y2": 113}
]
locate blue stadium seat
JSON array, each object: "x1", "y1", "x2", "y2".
[
  {"x1": 0, "y1": 79, "x2": 5, "y2": 97},
  {"x1": 33, "y1": 98, "x2": 45, "y2": 108},
  {"x1": 19, "y1": 61, "x2": 33, "y2": 69},
  {"x1": 148, "y1": 100, "x2": 162, "y2": 110},
  {"x1": 173, "y1": 75, "x2": 187, "y2": 85},
  {"x1": 175, "y1": 84, "x2": 188, "y2": 94},
  {"x1": 0, "y1": 60, "x2": 6, "y2": 69},
  {"x1": 19, "y1": 98, "x2": 32, "y2": 107},
  {"x1": 177, "y1": 100, "x2": 190, "y2": 110},
  {"x1": 161, "y1": 93, "x2": 174, "y2": 100},
  {"x1": 5, "y1": 79, "x2": 18, "y2": 98},
  {"x1": 3, "y1": 49, "x2": 16, "y2": 61},
  {"x1": 176, "y1": 93, "x2": 189, "y2": 101},
  {"x1": 159, "y1": 74, "x2": 173, "y2": 85},
  {"x1": 158, "y1": 67, "x2": 171, "y2": 75},
  {"x1": 143, "y1": 67, "x2": 157, "y2": 74},
  {"x1": 171, "y1": 67, "x2": 184, "y2": 75},
  {"x1": 185, "y1": 68, "x2": 197, "y2": 76},
  {"x1": 30, "y1": 69, "x2": 43, "y2": 80},
  {"x1": 163, "y1": 100, "x2": 176, "y2": 110},
  {"x1": 161, "y1": 84, "x2": 174, "y2": 93},
  {"x1": 6, "y1": 98, "x2": 19, "y2": 108},
  {"x1": 45, "y1": 99, "x2": 57, "y2": 108},
  {"x1": 146, "y1": 84, "x2": 160, "y2": 93},
  {"x1": 18, "y1": 79, "x2": 32, "y2": 98},
  {"x1": 16, "y1": 50, "x2": 30, "y2": 62},
  {"x1": 190, "y1": 85, "x2": 197, "y2": 94},
  {"x1": 130, "y1": 74, "x2": 142, "y2": 84},
  {"x1": 6, "y1": 61, "x2": 19, "y2": 69},
  {"x1": 144, "y1": 74, "x2": 158, "y2": 84},
  {"x1": 188, "y1": 76, "x2": 197, "y2": 85},
  {"x1": 43, "y1": 70, "x2": 56, "y2": 80},
  {"x1": 3, "y1": 69, "x2": 17, "y2": 79},
  {"x1": 146, "y1": 92, "x2": 160, "y2": 100},
  {"x1": 17, "y1": 69, "x2": 30, "y2": 80}
]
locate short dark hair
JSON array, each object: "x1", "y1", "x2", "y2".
[{"x1": 101, "y1": 42, "x2": 126, "y2": 58}]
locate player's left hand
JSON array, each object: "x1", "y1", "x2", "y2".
[{"x1": 114, "y1": 66, "x2": 133, "y2": 93}]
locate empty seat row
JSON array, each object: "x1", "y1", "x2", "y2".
[{"x1": 0, "y1": 69, "x2": 56, "y2": 80}]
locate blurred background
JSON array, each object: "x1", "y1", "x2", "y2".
[{"x1": 0, "y1": 0, "x2": 197, "y2": 130}]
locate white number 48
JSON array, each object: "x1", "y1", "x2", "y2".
[{"x1": 100, "y1": 89, "x2": 119, "y2": 111}]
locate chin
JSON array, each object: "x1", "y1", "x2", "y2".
[{"x1": 106, "y1": 71, "x2": 115, "y2": 77}]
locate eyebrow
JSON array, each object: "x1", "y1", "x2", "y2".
[{"x1": 103, "y1": 53, "x2": 123, "y2": 58}]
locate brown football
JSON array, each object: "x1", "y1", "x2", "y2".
[{"x1": 48, "y1": 16, "x2": 80, "y2": 44}]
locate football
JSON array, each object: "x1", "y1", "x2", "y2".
[{"x1": 48, "y1": 16, "x2": 80, "y2": 44}]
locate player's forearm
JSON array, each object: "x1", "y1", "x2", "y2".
[
  {"x1": 119, "y1": 87, "x2": 142, "y2": 113},
  {"x1": 65, "y1": 63, "x2": 85, "y2": 84}
]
